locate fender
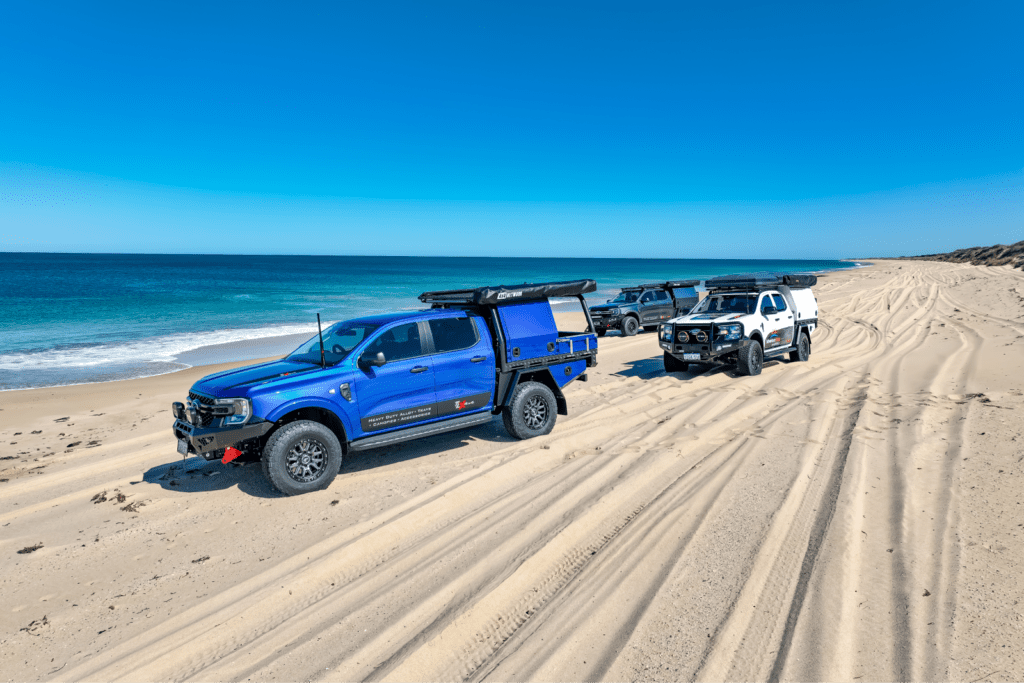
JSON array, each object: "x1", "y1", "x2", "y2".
[
  {"x1": 500, "y1": 368, "x2": 568, "y2": 416},
  {"x1": 263, "y1": 397, "x2": 354, "y2": 437}
]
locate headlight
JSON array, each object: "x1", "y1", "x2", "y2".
[
  {"x1": 677, "y1": 330, "x2": 689, "y2": 342},
  {"x1": 716, "y1": 323, "x2": 743, "y2": 341},
  {"x1": 660, "y1": 325, "x2": 672, "y2": 341},
  {"x1": 216, "y1": 397, "x2": 251, "y2": 425}
]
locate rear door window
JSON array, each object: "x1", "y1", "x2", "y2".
[
  {"x1": 772, "y1": 294, "x2": 788, "y2": 312},
  {"x1": 655, "y1": 290, "x2": 669, "y2": 301},
  {"x1": 429, "y1": 317, "x2": 479, "y2": 354}
]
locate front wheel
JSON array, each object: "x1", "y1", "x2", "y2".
[
  {"x1": 621, "y1": 317, "x2": 639, "y2": 337},
  {"x1": 502, "y1": 381, "x2": 557, "y2": 440},
  {"x1": 789, "y1": 332, "x2": 810, "y2": 362},
  {"x1": 262, "y1": 420, "x2": 343, "y2": 496},
  {"x1": 737, "y1": 341, "x2": 763, "y2": 376},
  {"x1": 664, "y1": 351, "x2": 688, "y2": 373}
]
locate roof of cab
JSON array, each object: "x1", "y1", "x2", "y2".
[{"x1": 344, "y1": 308, "x2": 475, "y2": 327}]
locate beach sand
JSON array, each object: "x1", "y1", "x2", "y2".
[{"x1": 2, "y1": 259, "x2": 1022, "y2": 681}]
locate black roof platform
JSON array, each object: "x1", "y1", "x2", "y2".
[
  {"x1": 621, "y1": 279, "x2": 700, "y2": 292},
  {"x1": 705, "y1": 272, "x2": 817, "y2": 291},
  {"x1": 419, "y1": 279, "x2": 597, "y2": 306}
]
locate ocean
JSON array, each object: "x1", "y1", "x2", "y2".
[{"x1": 0, "y1": 253, "x2": 861, "y2": 390}]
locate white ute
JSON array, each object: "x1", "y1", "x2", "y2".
[{"x1": 660, "y1": 272, "x2": 819, "y2": 376}]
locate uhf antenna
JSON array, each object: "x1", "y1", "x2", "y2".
[{"x1": 317, "y1": 313, "x2": 326, "y2": 368}]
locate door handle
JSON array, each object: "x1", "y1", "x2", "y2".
[
  {"x1": 410, "y1": 366, "x2": 428, "y2": 374},
  {"x1": 470, "y1": 356, "x2": 486, "y2": 363}
]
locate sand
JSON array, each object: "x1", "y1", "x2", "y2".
[{"x1": 1, "y1": 259, "x2": 1022, "y2": 682}]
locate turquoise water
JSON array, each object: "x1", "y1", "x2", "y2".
[{"x1": 0, "y1": 253, "x2": 860, "y2": 390}]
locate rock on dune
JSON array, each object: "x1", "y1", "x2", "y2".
[{"x1": 903, "y1": 239, "x2": 1024, "y2": 270}]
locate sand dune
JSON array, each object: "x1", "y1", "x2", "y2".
[{"x1": 2, "y1": 260, "x2": 1022, "y2": 682}]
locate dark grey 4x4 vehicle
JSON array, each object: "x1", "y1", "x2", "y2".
[{"x1": 588, "y1": 281, "x2": 699, "y2": 337}]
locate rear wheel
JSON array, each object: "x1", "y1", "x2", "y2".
[
  {"x1": 502, "y1": 381, "x2": 557, "y2": 440},
  {"x1": 595, "y1": 328, "x2": 607, "y2": 337},
  {"x1": 643, "y1": 325, "x2": 658, "y2": 332},
  {"x1": 789, "y1": 332, "x2": 810, "y2": 362},
  {"x1": 737, "y1": 341, "x2": 763, "y2": 376},
  {"x1": 262, "y1": 420, "x2": 343, "y2": 496},
  {"x1": 664, "y1": 351, "x2": 688, "y2": 373},
  {"x1": 621, "y1": 317, "x2": 639, "y2": 337}
]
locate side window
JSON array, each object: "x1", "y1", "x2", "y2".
[
  {"x1": 772, "y1": 294, "x2": 788, "y2": 312},
  {"x1": 760, "y1": 295, "x2": 775, "y2": 314},
  {"x1": 655, "y1": 290, "x2": 669, "y2": 301},
  {"x1": 429, "y1": 317, "x2": 478, "y2": 354},
  {"x1": 640, "y1": 291, "x2": 655, "y2": 303},
  {"x1": 365, "y1": 322, "x2": 423, "y2": 362}
]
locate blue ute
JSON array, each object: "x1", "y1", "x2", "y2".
[{"x1": 172, "y1": 280, "x2": 599, "y2": 495}]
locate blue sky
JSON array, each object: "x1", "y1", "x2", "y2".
[{"x1": 1, "y1": 1, "x2": 1021, "y2": 257}]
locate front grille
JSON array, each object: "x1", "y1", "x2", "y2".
[{"x1": 187, "y1": 391, "x2": 216, "y2": 426}]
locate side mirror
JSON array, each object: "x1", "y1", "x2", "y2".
[
  {"x1": 762, "y1": 305, "x2": 778, "y2": 315},
  {"x1": 606, "y1": 299, "x2": 611, "y2": 303},
  {"x1": 359, "y1": 352, "x2": 387, "y2": 368}
]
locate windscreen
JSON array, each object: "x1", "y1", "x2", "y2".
[
  {"x1": 609, "y1": 291, "x2": 640, "y2": 304},
  {"x1": 693, "y1": 294, "x2": 757, "y2": 315},
  {"x1": 287, "y1": 321, "x2": 380, "y2": 366}
]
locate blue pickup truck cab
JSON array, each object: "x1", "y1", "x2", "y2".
[{"x1": 172, "y1": 280, "x2": 599, "y2": 495}]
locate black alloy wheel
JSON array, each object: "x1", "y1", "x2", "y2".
[
  {"x1": 737, "y1": 341, "x2": 763, "y2": 376},
  {"x1": 503, "y1": 381, "x2": 557, "y2": 440},
  {"x1": 790, "y1": 332, "x2": 811, "y2": 362},
  {"x1": 663, "y1": 351, "x2": 689, "y2": 374},
  {"x1": 621, "y1": 317, "x2": 639, "y2": 337},
  {"x1": 262, "y1": 420, "x2": 343, "y2": 495},
  {"x1": 286, "y1": 437, "x2": 328, "y2": 483}
]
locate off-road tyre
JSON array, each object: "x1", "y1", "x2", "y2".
[
  {"x1": 262, "y1": 420, "x2": 343, "y2": 496},
  {"x1": 596, "y1": 328, "x2": 607, "y2": 337},
  {"x1": 621, "y1": 317, "x2": 639, "y2": 337},
  {"x1": 502, "y1": 381, "x2": 557, "y2": 440},
  {"x1": 789, "y1": 332, "x2": 810, "y2": 362},
  {"x1": 663, "y1": 351, "x2": 688, "y2": 373},
  {"x1": 737, "y1": 341, "x2": 763, "y2": 376},
  {"x1": 643, "y1": 325, "x2": 659, "y2": 332}
]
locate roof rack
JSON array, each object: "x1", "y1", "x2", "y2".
[
  {"x1": 704, "y1": 272, "x2": 817, "y2": 291},
  {"x1": 419, "y1": 279, "x2": 597, "y2": 306},
  {"x1": 621, "y1": 279, "x2": 700, "y2": 291}
]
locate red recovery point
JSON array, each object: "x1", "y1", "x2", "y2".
[{"x1": 222, "y1": 446, "x2": 243, "y2": 464}]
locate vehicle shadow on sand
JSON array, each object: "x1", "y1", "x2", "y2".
[
  {"x1": 143, "y1": 417, "x2": 516, "y2": 497},
  {"x1": 615, "y1": 356, "x2": 787, "y2": 380},
  {"x1": 342, "y1": 417, "x2": 516, "y2": 474},
  {"x1": 143, "y1": 458, "x2": 281, "y2": 498}
]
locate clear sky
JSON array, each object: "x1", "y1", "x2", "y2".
[{"x1": 1, "y1": 1, "x2": 1021, "y2": 258}]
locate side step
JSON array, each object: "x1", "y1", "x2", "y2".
[{"x1": 349, "y1": 412, "x2": 493, "y2": 452}]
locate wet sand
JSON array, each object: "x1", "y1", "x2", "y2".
[{"x1": 2, "y1": 259, "x2": 1023, "y2": 681}]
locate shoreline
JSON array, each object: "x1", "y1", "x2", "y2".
[{"x1": 0, "y1": 262, "x2": 865, "y2": 392}]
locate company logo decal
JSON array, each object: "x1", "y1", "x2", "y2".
[
  {"x1": 362, "y1": 393, "x2": 491, "y2": 432},
  {"x1": 496, "y1": 291, "x2": 523, "y2": 300}
]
